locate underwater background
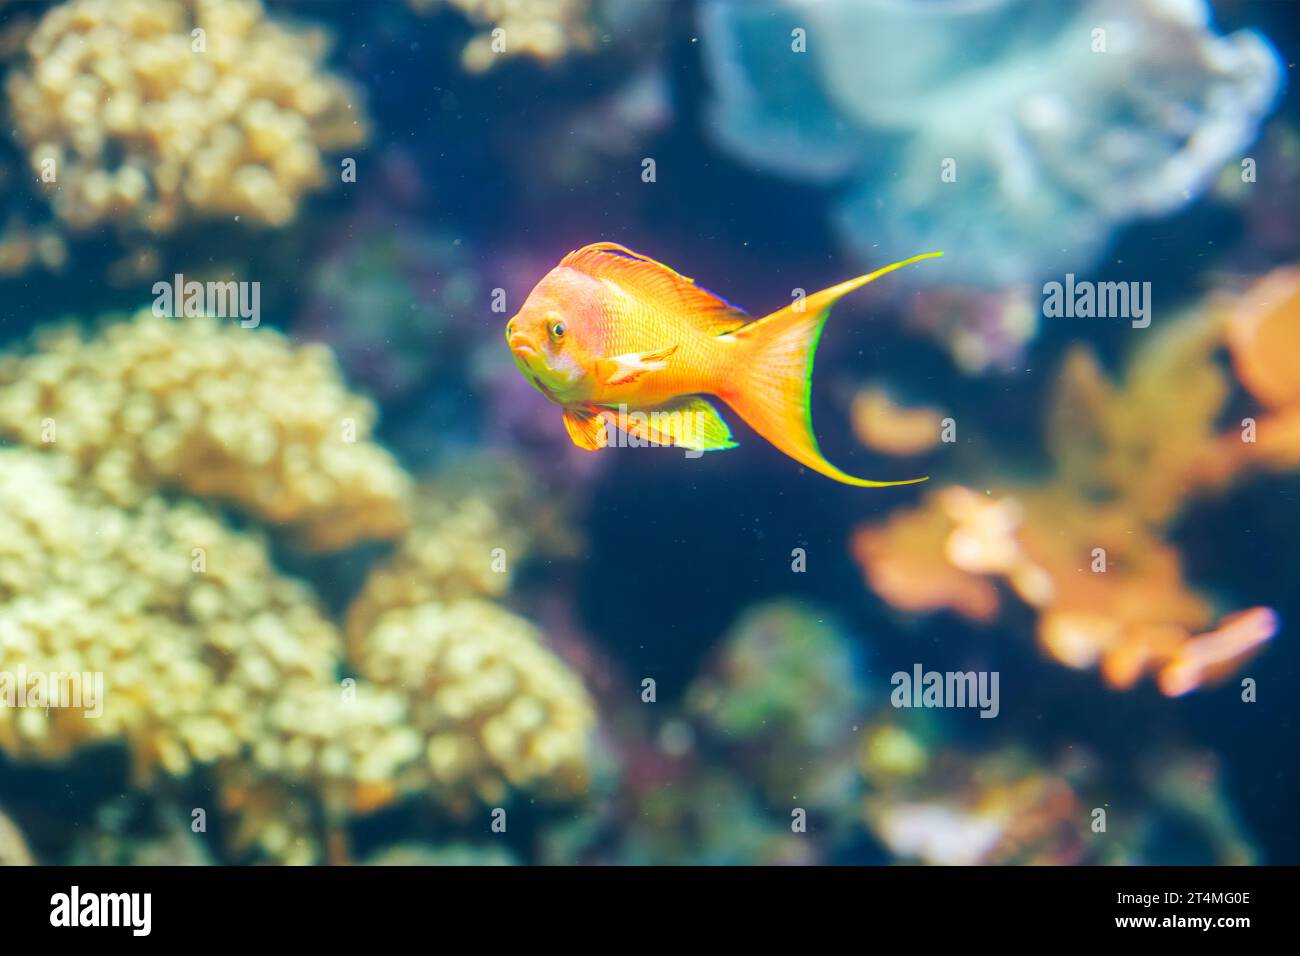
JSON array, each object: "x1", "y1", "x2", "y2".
[{"x1": 0, "y1": 0, "x2": 1296, "y2": 866}]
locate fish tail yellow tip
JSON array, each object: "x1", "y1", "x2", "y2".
[{"x1": 849, "y1": 475, "x2": 929, "y2": 488}]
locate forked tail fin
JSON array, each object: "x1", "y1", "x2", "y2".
[{"x1": 718, "y1": 252, "x2": 942, "y2": 487}]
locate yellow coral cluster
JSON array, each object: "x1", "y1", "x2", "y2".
[
  {"x1": 5, "y1": 0, "x2": 367, "y2": 232},
  {"x1": 0, "y1": 444, "x2": 593, "y2": 860},
  {"x1": 0, "y1": 309, "x2": 410, "y2": 550},
  {"x1": 0, "y1": 313, "x2": 595, "y2": 861},
  {"x1": 347, "y1": 488, "x2": 527, "y2": 637},
  {"x1": 407, "y1": 0, "x2": 594, "y2": 73},
  {"x1": 854, "y1": 286, "x2": 1292, "y2": 695},
  {"x1": 0, "y1": 446, "x2": 344, "y2": 777},
  {"x1": 347, "y1": 485, "x2": 595, "y2": 806},
  {"x1": 353, "y1": 600, "x2": 593, "y2": 805}
]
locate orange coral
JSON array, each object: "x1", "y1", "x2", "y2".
[
  {"x1": 1206, "y1": 267, "x2": 1300, "y2": 481},
  {"x1": 1225, "y1": 267, "x2": 1300, "y2": 408},
  {"x1": 850, "y1": 387, "x2": 946, "y2": 457},
  {"x1": 852, "y1": 495, "x2": 1001, "y2": 622},
  {"x1": 852, "y1": 275, "x2": 1294, "y2": 694}
]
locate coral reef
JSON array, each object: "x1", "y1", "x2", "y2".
[
  {"x1": 853, "y1": 284, "x2": 1293, "y2": 694},
  {"x1": 1201, "y1": 268, "x2": 1300, "y2": 485},
  {"x1": 4, "y1": 0, "x2": 367, "y2": 233},
  {"x1": 0, "y1": 310, "x2": 411, "y2": 551},
  {"x1": 0, "y1": 309, "x2": 595, "y2": 862},
  {"x1": 0, "y1": 443, "x2": 594, "y2": 862},
  {"x1": 536, "y1": 600, "x2": 866, "y2": 865},
  {"x1": 0, "y1": 447, "x2": 340, "y2": 771},
  {"x1": 858, "y1": 720, "x2": 1257, "y2": 865},
  {"x1": 0, "y1": 446, "x2": 413, "y2": 862},
  {"x1": 862, "y1": 730, "x2": 1093, "y2": 866},
  {"x1": 0, "y1": 0, "x2": 1288, "y2": 870},
  {"x1": 686, "y1": 602, "x2": 866, "y2": 815},
  {"x1": 347, "y1": 480, "x2": 594, "y2": 807},
  {"x1": 408, "y1": 0, "x2": 595, "y2": 73},
  {"x1": 346, "y1": 486, "x2": 529, "y2": 639},
  {"x1": 856, "y1": 487, "x2": 1274, "y2": 696},
  {"x1": 701, "y1": 0, "x2": 1280, "y2": 289},
  {"x1": 535, "y1": 597, "x2": 1263, "y2": 865},
  {"x1": 852, "y1": 493, "x2": 1002, "y2": 624},
  {"x1": 404, "y1": 0, "x2": 665, "y2": 74},
  {"x1": 351, "y1": 599, "x2": 594, "y2": 806}
]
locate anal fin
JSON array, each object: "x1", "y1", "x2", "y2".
[{"x1": 597, "y1": 396, "x2": 737, "y2": 451}]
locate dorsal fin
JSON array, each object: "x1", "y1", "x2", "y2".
[{"x1": 560, "y1": 242, "x2": 750, "y2": 335}]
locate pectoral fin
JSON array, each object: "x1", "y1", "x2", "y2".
[
  {"x1": 598, "y1": 345, "x2": 678, "y2": 387},
  {"x1": 597, "y1": 396, "x2": 737, "y2": 451},
  {"x1": 562, "y1": 405, "x2": 609, "y2": 450}
]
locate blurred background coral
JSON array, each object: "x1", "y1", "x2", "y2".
[{"x1": 0, "y1": 0, "x2": 1295, "y2": 865}]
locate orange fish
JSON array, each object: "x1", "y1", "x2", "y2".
[{"x1": 506, "y1": 242, "x2": 941, "y2": 486}]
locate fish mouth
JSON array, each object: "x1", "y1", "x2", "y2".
[{"x1": 508, "y1": 332, "x2": 540, "y2": 358}]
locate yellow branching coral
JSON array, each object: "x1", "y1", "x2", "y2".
[
  {"x1": 0, "y1": 448, "x2": 340, "y2": 771},
  {"x1": 0, "y1": 318, "x2": 592, "y2": 860},
  {"x1": 0, "y1": 446, "x2": 572, "y2": 863},
  {"x1": 0, "y1": 309, "x2": 410, "y2": 550},
  {"x1": 346, "y1": 487, "x2": 529, "y2": 639},
  {"x1": 351, "y1": 599, "x2": 594, "y2": 806},
  {"x1": 217, "y1": 681, "x2": 425, "y2": 864},
  {"x1": 345, "y1": 481, "x2": 594, "y2": 806},
  {"x1": 853, "y1": 303, "x2": 1284, "y2": 695},
  {"x1": 407, "y1": 0, "x2": 594, "y2": 73},
  {"x1": 5, "y1": 0, "x2": 368, "y2": 232}
]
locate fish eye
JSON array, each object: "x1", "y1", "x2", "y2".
[
  {"x1": 505, "y1": 319, "x2": 515, "y2": 339},
  {"x1": 550, "y1": 320, "x2": 567, "y2": 340}
]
